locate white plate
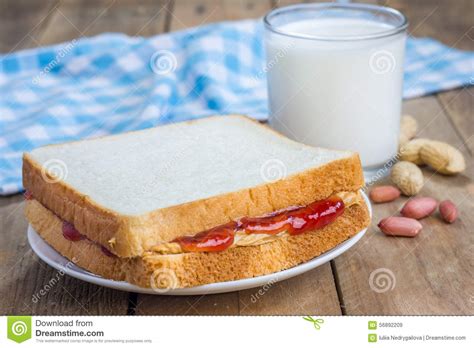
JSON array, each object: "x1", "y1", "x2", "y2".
[{"x1": 28, "y1": 192, "x2": 371, "y2": 295}]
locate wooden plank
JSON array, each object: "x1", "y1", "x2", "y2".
[
  {"x1": 276, "y1": 0, "x2": 378, "y2": 7},
  {"x1": 239, "y1": 267, "x2": 341, "y2": 315},
  {"x1": 169, "y1": 0, "x2": 271, "y2": 31},
  {"x1": 437, "y1": 88, "x2": 474, "y2": 155},
  {"x1": 384, "y1": 0, "x2": 474, "y2": 50},
  {"x1": 38, "y1": 0, "x2": 170, "y2": 46},
  {"x1": 0, "y1": 0, "x2": 59, "y2": 52},
  {"x1": 334, "y1": 96, "x2": 474, "y2": 315}
]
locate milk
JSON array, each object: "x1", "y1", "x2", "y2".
[{"x1": 266, "y1": 18, "x2": 406, "y2": 170}]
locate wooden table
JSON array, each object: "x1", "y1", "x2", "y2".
[{"x1": 1, "y1": 0, "x2": 472, "y2": 316}]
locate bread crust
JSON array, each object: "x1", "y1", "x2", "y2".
[
  {"x1": 25, "y1": 197, "x2": 370, "y2": 289},
  {"x1": 23, "y1": 115, "x2": 365, "y2": 258}
]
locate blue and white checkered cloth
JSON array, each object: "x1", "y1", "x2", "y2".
[{"x1": 1, "y1": 19, "x2": 473, "y2": 195}]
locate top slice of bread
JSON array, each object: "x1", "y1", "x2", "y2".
[{"x1": 23, "y1": 115, "x2": 365, "y2": 257}]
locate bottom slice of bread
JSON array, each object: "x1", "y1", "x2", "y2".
[{"x1": 26, "y1": 198, "x2": 370, "y2": 289}]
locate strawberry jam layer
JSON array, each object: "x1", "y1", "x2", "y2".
[
  {"x1": 60, "y1": 221, "x2": 116, "y2": 257},
  {"x1": 173, "y1": 195, "x2": 344, "y2": 253},
  {"x1": 173, "y1": 222, "x2": 237, "y2": 253},
  {"x1": 62, "y1": 221, "x2": 85, "y2": 242}
]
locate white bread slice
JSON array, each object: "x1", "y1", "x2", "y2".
[
  {"x1": 23, "y1": 115, "x2": 365, "y2": 257},
  {"x1": 25, "y1": 198, "x2": 370, "y2": 288}
]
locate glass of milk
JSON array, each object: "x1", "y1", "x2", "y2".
[{"x1": 264, "y1": 3, "x2": 408, "y2": 179}]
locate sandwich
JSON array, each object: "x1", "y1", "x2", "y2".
[{"x1": 23, "y1": 115, "x2": 370, "y2": 290}]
